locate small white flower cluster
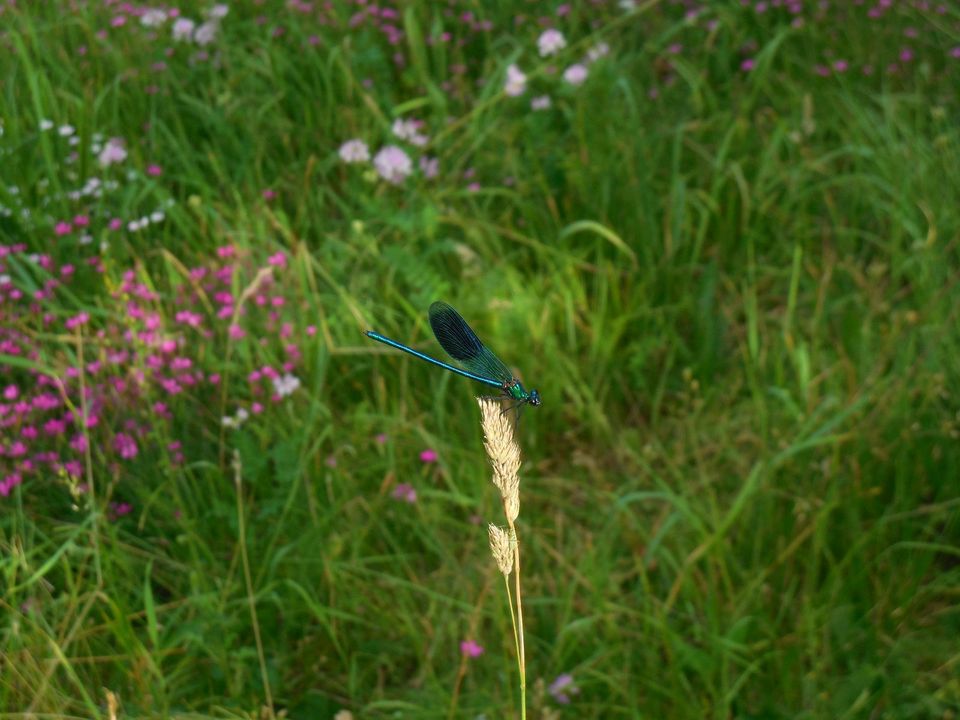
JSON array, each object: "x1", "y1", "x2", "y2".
[
  {"x1": 0, "y1": 122, "x2": 174, "y2": 239},
  {"x1": 99, "y1": 137, "x2": 128, "y2": 167},
  {"x1": 170, "y1": 4, "x2": 229, "y2": 46},
  {"x1": 504, "y1": 64, "x2": 527, "y2": 96},
  {"x1": 222, "y1": 407, "x2": 250, "y2": 429},
  {"x1": 272, "y1": 373, "x2": 301, "y2": 398},
  {"x1": 391, "y1": 118, "x2": 428, "y2": 146},
  {"x1": 127, "y1": 209, "x2": 167, "y2": 233},
  {"x1": 504, "y1": 31, "x2": 611, "y2": 109},
  {"x1": 337, "y1": 116, "x2": 438, "y2": 185}
]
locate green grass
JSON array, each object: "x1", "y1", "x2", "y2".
[{"x1": 1, "y1": 2, "x2": 959, "y2": 718}]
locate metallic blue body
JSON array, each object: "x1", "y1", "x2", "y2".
[{"x1": 366, "y1": 331, "x2": 504, "y2": 390}]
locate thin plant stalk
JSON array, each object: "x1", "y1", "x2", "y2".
[{"x1": 479, "y1": 398, "x2": 527, "y2": 718}]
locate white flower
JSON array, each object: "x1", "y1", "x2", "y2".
[
  {"x1": 391, "y1": 118, "x2": 428, "y2": 146},
  {"x1": 150, "y1": 210, "x2": 165, "y2": 223},
  {"x1": 373, "y1": 145, "x2": 413, "y2": 185},
  {"x1": 98, "y1": 138, "x2": 127, "y2": 167},
  {"x1": 172, "y1": 17, "x2": 196, "y2": 41},
  {"x1": 531, "y1": 95, "x2": 552, "y2": 110},
  {"x1": 619, "y1": 0, "x2": 637, "y2": 10},
  {"x1": 235, "y1": 407, "x2": 249, "y2": 423},
  {"x1": 272, "y1": 373, "x2": 301, "y2": 398},
  {"x1": 39, "y1": 119, "x2": 54, "y2": 131},
  {"x1": 79, "y1": 234, "x2": 93, "y2": 245},
  {"x1": 193, "y1": 21, "x2": 218, "y2": 45},
  {"x1": 504, "y1": 64, "x2": 527, "y2": 96},
  {"x1": 338, "y1": 139, "x2": 370, "y2": 163},
  {"x1": 58, "y1": 124, "x2": 75, "y2": 137},
  {"x1": 140, "y1": 8, "x2": 167, "y2": 27},
  {"x1": 563, "y1": 63, "x2": 588, "y2": 86},
  {"x1": 537, "y1": 29, "x2": 566, "y2": 57},
  {"x1": 586, "y1": 42, "x2": 609, "y2": 63},
  {"x1": 208, "y1": 4, "x2": 229, "y2": 19}
]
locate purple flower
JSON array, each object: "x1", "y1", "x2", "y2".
[
  {"x1": 419, "y1": 448, "x2": 438, "y2": 463},
  {"x1": 460, "y1": 639, "x2": 484, "y2": 657},
  {"x1": 392, "y1": 483, "x2": 417, "y2": 503},
  {"x1": 548, "y1": 673, "x2": 580, "y2": 704}
]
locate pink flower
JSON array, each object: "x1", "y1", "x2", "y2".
[
  {"x1": 113, "y1": 433, "x2": 138, "y2": 459},
  {"x1": 267, "y1": 252, "x2": 287, "y2": 268},
  {"x1": 391, "y1": 118, "x2": 429, "y2": 146},
  {"x1": 563, "y1": 63, "x2": 588, "y2": 85},
  {"x1": 55, "y1": 222, "x2": 73, "y2": 236},
  {"x1": 460, "y1": 639, "x2": 484, "y2": 658},
  {"x1": 537, "y1": 29, "x2": 566, "y2": 57},
  {"x1": 65, "y1": 312, "x2": 90, "y2": 330},
  {"x1": 73, "y1": 214, "x2": 90, "y2": 227},
  {"x1": 262, "y1": 188, "x2": 276, "y2": 200},
  {"x1": 146, "y1": 164, "x2": 162, "y2": 176},
  {"x1": 419, "y1": 448, "x2": 438, "y2": 463},
  {"x1": 375, "y1": 433, "x2": 388, "y2": 444},
  {"x1": 504, "y1": 63, "x2": 527, "y2": 96},
  {"x1": 99, "y1": 138, "x2": 128, "y2": 166},
  {"x1": 0, "y1": 473, "x2": 23, "y2": 497},
  {"x1": 392, "y1": 483, "x2": 417, "y2": 503},
  {"x1": 110, "y1": 501, "x2": 133, "y2": 518},
  {"x1": 373, "y1": 145, "x2": 413, "y2": 184},
  {"x1": 338, "y1": 139, "x2": 370, "y2": 163},
  {"x1": 740, "y1": 58, "x2": 756, "y2": 72},
  {"x1": 228, "y1": 324, "x2": 246, "y2": 340}
]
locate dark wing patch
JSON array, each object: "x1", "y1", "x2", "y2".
[
  {"x1": 429, "y1": 301, "x2": 484, "y2": 362},
  {"x1": 429, "y1": 301, "x2": 515, "y2": 384}
]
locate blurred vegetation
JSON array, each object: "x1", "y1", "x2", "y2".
[{"x1": 1, "y1": 1, "x2": 959, "y2": 718}]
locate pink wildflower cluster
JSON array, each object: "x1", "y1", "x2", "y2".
[{"x1": 0, "y1": 243, "x2": 310, "y2": 504}]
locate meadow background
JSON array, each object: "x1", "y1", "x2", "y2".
[{"x1": 2, "y1": 0, "x2": 959, "y2": 717}]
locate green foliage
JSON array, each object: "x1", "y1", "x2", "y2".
[{"x1": 1, "y1": 1, "x2": 959, "y2": 718}]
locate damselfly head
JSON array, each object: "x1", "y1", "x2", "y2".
[{"x1": 528, "y1": 389, "x2": 542, "y2": 407}]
